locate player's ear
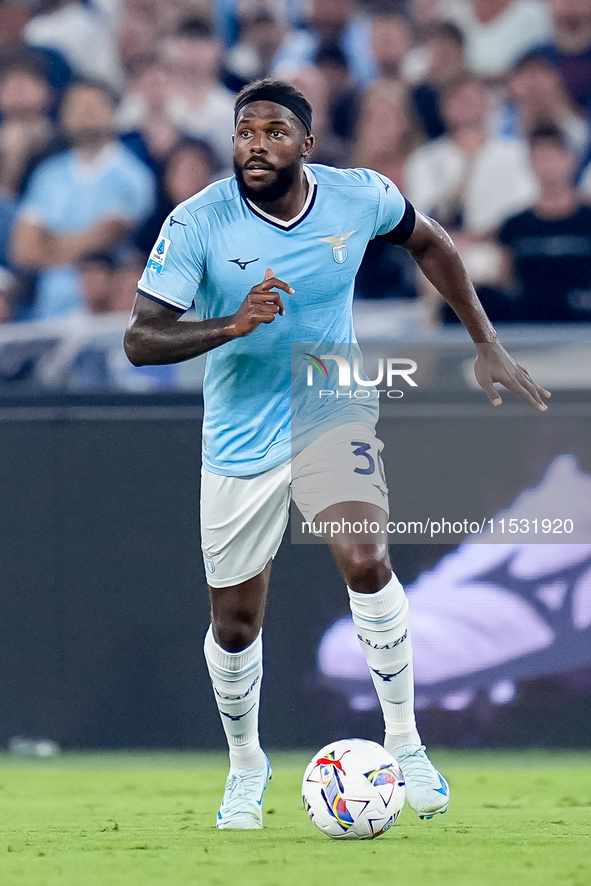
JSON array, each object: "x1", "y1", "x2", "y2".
[{"x1": 302, "y1": 134, "x2": 314, "y2": 159}]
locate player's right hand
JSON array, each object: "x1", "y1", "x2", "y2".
[{"x1": 230, "y1": 268, "x2": 294, "y2": 336}]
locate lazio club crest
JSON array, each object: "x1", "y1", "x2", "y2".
[{"x1": 318, "y1": 231, "x2": 356, "y2": 264}]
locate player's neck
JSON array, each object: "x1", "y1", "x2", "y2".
[{"x1": 250, "y1": 167, "x2": 309, "y2": 223}]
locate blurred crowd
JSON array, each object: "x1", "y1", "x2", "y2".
[{"x1": 1, "y1": 0, "x2": 591, "y2": 326}]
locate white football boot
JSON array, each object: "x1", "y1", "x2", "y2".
[
  {"x1": 394, "y1": 745, "x2": 449, "y2": 820},
  {"x1": 216, "y1": 755, "x2": 272, "y2": 829}
]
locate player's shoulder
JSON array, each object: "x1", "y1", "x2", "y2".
[
  {"x1": 310, "y1": 163, "x2": 392, "y2": 194},
  {"x1": 175, "y1": 175, "x2": 240, "y2": 222},
  {"x1": 310, "y1": 165, "x2": 401, "y2": 216}
]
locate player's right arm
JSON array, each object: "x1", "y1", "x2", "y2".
[{"x1": 124, "y1": 268, "x2": 292, "y2": 366}]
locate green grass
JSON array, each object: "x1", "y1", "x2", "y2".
[{"x1": 1, "y1": 751, "x2": 590, "y2": 886}]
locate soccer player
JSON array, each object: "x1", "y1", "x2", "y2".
[{"x1": 124, "y1": 79, "x2": 551, "y2": 829}]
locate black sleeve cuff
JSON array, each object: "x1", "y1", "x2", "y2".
[
  {"x1": 378, "y1": 199, "x2": 416, "y2": 245},
  {"x1": 137, "y1": 288, "x2": 186, "y2": 313}
]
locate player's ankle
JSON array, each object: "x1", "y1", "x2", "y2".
[
  {"x1": 385, "y1": 729, "x2": 422, "y2": 756},
  {"x1": 229, "y1": 745, "x2": 266, "y2": 772}
]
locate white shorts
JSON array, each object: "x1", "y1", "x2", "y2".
[{"x1": 201, "y1": 422, "x2": 389, "y2": 587}]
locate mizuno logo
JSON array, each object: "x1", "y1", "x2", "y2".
[
  {"x1": 370, "y1": 663, "x2": 408, "y2": 682},
  {"x1": 169, "y1": 216, "x2": 187, "y2": 227},
  {"x1": 219, "y1": 703, "x2": 256, "y2": 722},
  {"x1": 229, "y1": 257, "x2": 260, "y2": 270}
]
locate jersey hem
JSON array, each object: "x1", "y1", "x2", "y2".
[
  {"x1": 202, "y1": 446, "x2": 292, "y2": 478},
  {"x1": 201, "y1": 415, "x2": 379, "y2": 478}
]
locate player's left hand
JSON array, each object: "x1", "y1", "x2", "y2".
[{"x1": 474, "y1": 341, "x2": 551, "y2": 412}]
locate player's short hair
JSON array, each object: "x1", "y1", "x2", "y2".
[
  {"x1": 528, "y1": 123, "x2": 569, "y2": 152},
  {"x1": 234, "y1": 78, "x2": 313, "y2": 135}
]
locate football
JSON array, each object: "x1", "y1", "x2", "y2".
[{"x1": 302, "y1": 739, "x2": 406, "y2": 839}]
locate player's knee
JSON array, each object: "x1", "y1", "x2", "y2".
[
  {"x1": 213, "y1": 615, "x2": 259, "y2": 652},
  {"x1": 340, "y1": 546, "x2": 391, "y2": 593}
]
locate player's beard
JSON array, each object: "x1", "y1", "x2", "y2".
[{"x1": 234, "y1": 159, "x2": 299, "y2": 204}]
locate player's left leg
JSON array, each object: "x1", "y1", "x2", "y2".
[
  {"x1": 323, "y1": 500, "x2": 449, "y2": 820},
  {"x1": 292, "y1": 423, "x2": 449, "y2": 818}
]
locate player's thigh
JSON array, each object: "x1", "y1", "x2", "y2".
[
  {"x1": 200, "y1": 460, "x2": 291, "y2": 588},
  {"x1": 291, "y1": 421, "x2": 390, "y2": 534}
]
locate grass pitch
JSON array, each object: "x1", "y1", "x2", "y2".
[{"x1": 1, "y1": 750, "x2": 590, "y2": 886}]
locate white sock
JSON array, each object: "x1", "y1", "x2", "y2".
[
  {"x1": 204, "y1": 626, "x2": 266, "y2": 772},
  {"x1": 348, "y1": 572, "x2": 421, "y2": 755}
]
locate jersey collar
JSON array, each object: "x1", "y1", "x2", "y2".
[{"x1": 244, "y1": 165, "x2": 317, "y2": 231}]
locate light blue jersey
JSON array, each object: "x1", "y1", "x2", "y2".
[{"x1": 137, "y1": 164, "x2": 410, "y2": 476}]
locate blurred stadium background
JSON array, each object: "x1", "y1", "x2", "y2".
[{"x1": 0, "y1": 0, "x2": 591, "y2": 757}]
